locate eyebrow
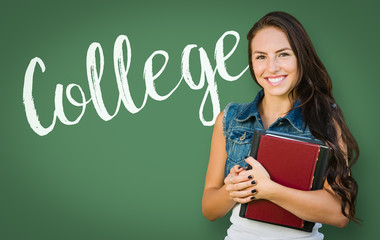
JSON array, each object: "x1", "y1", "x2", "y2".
[{"x1": 253, "y1": 47, "x2": 292, "y2": 54}]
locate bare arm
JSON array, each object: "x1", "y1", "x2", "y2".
[
  {"x1": 202, "y1": 111, "x2": 235, "y2": 221},
  {"x1": 267, "y1": 178, "x2": 349, "y2": 227},
  {"x1": 230, "y1": 156, "x2": 349, "y2": 228}
]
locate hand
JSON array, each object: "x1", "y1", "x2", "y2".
[
  {"x1": 224, "y1": 162, "x2": 258, "y2": 204},
  {"x1": 224, "y1": 157, "x2": 275, "y2": 203},
  {"x1": 243, "y1": 156, "x2": 274, "y2": 199}
]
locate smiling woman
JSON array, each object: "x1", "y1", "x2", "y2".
[
  {"x1": 202, "y1": 11, "x2": 360, "y2": 240},
  {"x1": 250, "y1": 27, "x2": 299, "y2": 129}
]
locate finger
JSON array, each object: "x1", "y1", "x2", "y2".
[
  {"x1": 224, "y1": 173, "x2": 245, "y2": 185},
  {"x1": 229, "y1": 165, "x2": 244, "y2": 175},
  {"x1": 237, "y1": 170, "x2": 254, "y2": 179},
  {"x1": 232, "y1": 195, "x2": 257, "y2": 204},
  {"x1": 229, "y1": 187, "x2": 258, "y2": 198},
  {"x1": 236, "y1": 165, "x2": 245, "y2": 173},
  {"x1": 231, "y1": 172, "x2": 256, "y2": 184},
  {"x1": 245, "y1": 156, "x2": 270, "y2": 178},
  {"x1": 226, "y1": 179, "x2": 257, "y2": 191},
  {"x1": 244, "y1": 156, "x2": 257, "y2": 167},
  {"x1": 224, "y1": 174, "x2": 233, "y2": 185}
]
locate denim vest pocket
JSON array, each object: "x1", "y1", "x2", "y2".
[{"x1": 225, "y1": 130, "x2": 253, "y2": 177}]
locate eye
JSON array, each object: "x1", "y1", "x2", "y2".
[
  {"x1": 279, "y1": 52, "x2": 290, "y2": 57},
  {"x1": 255, "y1": 55, "x2": 266, "y2": 60}
]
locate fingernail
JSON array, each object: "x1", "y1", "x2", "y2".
[
  {"x1": 250, "y1": 196, "x2": 255, "y2": 200},
  {"x1": 251, "y1": 189, "x2": 257, "y2": 194},
  {"x1": 248, "y1": 175, "x2": 252, "y2": 179},
  {"x1": 251, "y1": 180, "x2": 256, "y2": 185}
]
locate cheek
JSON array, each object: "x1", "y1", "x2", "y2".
[
  {"x1": 284, "y1": 60, "x2": 299, "y2": 86},
  {"x1": 252, "y1": 62, "x2": 265, "y2": 78},
  {"x1": 285, "y1": 58, "x2": 298, "y2": 75}
]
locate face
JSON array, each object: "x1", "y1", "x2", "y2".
[{"x1": 251, "y1": 26, "x2": 298, "y2": 99}]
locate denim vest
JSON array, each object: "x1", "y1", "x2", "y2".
[{"x1": 222, "y1": 90, "x2": 314, "y2": 177}]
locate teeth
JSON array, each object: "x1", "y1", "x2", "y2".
[{"x1": 267, "y1": 76, "x2": 285, "y2": 83}]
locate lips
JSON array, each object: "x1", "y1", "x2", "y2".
[{"x1": 265, "y1": 75, "x2": 286, "y2": 86}]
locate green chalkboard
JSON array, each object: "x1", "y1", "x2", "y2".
[{"x1": 1, "y1": 0, "x2": 379, "y2": 239}]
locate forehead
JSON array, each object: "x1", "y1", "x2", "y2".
[{"x1": 251, "y1": 27, "x2": 291, "y2": 52}]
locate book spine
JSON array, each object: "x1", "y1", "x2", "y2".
[
  {"x1": 309, "y1": 147, "x2": 321, "y2": 190},
  {"x1": 239, "y1": 130, "x2": 262, "y2": 217},
  {"x1": 311, "y1": 146, "x2": 330, "y2": 190}
]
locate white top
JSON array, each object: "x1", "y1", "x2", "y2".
[{"x1": 225, "y1": 204, "x2": 324, "y2": 240}]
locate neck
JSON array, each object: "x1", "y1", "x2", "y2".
[{"x1": 258, "y1": 93, "x2": 294, "y2": 128}]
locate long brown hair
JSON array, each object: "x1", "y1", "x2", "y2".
[{"x1": 247, "y1": 11, "x2": 360, "y2": 222}]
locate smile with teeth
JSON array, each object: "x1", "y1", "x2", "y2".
[{"x1": 265, "y1": 75, "x2": 286, "y2": 85}]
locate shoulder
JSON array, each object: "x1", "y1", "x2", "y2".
[
  {"x1": 223, "y1": 102, "x2": 251, "y2": 121},
  {"x1": 221, "y1": 102, "x2": 252, "y2": 137},
  {"x1": 214, "y1": 102, "x2": 249, "y2": 128}
]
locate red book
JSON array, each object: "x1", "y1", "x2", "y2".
[{"x1": 239, "y1": 130, "x2": 329, "y2": 232}]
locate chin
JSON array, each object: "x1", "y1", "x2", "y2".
[{"x1": 264, "y1": 88, "x2": 292, "y2": 98}]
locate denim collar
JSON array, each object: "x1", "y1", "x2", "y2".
[{"x1": 235, "y1": 89, "x2": 304, "y2": 132}]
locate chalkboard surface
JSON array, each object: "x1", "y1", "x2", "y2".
[{"x1": 1, "y1": 0, "x2": 379, "y2": 239}]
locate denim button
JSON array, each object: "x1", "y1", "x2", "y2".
[{"x1": 240, "y1": 132, "x2": 246, "y2": 141}]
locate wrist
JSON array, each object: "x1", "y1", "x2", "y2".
[{"x1": 265, "y1": 180, "x2": 282, "y2": 201}]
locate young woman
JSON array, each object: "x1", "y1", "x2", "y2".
[{"x1": 202, "y1": 11, "x2": 359, "y2": 240}]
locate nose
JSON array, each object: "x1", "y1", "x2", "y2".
[{"x1": 267, "y1": 56, "x2": 280, "y2": 73}]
